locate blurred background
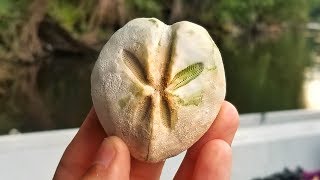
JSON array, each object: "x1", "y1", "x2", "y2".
[
  {"x1": 1, "y1": 0, "x2": 319, "y2": 134},
  {"x1": 1, "y1": 0, "x2": 320, "y2": 179}
]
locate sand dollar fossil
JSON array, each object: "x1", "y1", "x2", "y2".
[{"x1": 91, "y1": 18, "x2": 226, "y2": 162}]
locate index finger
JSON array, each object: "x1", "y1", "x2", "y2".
[
  {"x1": 54, "y1": 108, "x2": 107, "y2": 180},
  {"x1": 188, "y1": 101, "x2": 239, "y2": 157},
  {"x1": 174, "y1": 101, "x2": 239, "y2": 180}
]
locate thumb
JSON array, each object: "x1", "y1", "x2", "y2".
[{"x1": 82, "y1": 136, "x2": 130, "y2": 180}]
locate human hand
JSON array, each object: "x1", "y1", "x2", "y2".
[{"x1": 53, "y1": 101, "x2": 239, "y2": 180}]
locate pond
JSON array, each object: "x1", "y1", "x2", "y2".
[{"x1": 0, "y1": 30, "x2": 319, "y2": 134}]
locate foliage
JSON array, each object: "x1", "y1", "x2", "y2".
[
  {"x1": 126, "y1": 0, "x2": 164, "y2": 19},
  {"x1": 222, "y1": 31, "x2": 311, "y2": 113},
  {"x1": 181, "y1": 0, "x2": 309, "y2": 31},
  {"x1": 48, "y1": 0, "x2": 96, "y2": 36},
  {"x1": 0, "y1": 0, "x2": 318, "y2": 134},
  {"x1": 48, "y1": 0, "x2": 83, "y2": 33},
  {"x1": 1, "y1": 0, "x2": 312, "y2": 42},
  {"x1": 0, "y1": 0, "x2": 315, "y2": 54},
  {"x1": 309, "y1": 0, "x2": 320, "y2": 21},
  {"x1": 0, "y1": 0, "x2": 29, "y2": 28},
  {"x1": 0, "y1": 0, "x2": 29, "y2": 58}
]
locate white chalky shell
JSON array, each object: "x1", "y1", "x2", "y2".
[{"x1": 91, "y1": 18, "x2": 226, "y2": 162}]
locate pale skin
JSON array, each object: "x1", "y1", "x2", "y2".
[{"x1": 53, "y1": 101, "x2": 239, "y2": 180}]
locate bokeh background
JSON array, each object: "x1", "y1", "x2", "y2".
[{"x1": 0, "y1": 0, "x2": 319, "y2": 134}]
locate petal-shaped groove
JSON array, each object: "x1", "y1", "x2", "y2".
[
  {"x1": 133, "y1": 96, "x2": 153, "y2": 161},
  {"x1": 134, "y1": 96, "x2": 152, "y2": 123},
  {"x1": 160, "y1": 97, "x2": 177, "y2": 129},
  {"x1": 123, "y1": 49, "x2": 149, "y2": 84},
  {"x1": 167, "y1": 62, "x2": 204, "y2": 90},
  {"x1": 161, "y1": 29, "x2": 177, "y2": 89}
]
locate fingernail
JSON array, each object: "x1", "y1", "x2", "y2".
[{"x1": 93, "y1": 138, "x2": 116, "y2": 168}]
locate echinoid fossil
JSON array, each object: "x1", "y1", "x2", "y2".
[{"x1": 91, "y1": 18, "x2": 226, "y2": 163}]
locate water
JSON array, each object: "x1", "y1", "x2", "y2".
[
  {"x1": 0, "y1": 30, "x2": 318, "y2": 134},
  {"x1": 0, "y1": 54, "x2": 96, "y2": 133}
]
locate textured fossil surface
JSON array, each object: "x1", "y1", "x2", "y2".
[{"x1": 91, "y1": 18, "x2": 226, "y2": 162}]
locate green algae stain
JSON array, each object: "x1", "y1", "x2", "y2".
[
  {"x1": 148, "y1": 18, "x2": 158, "y2": 27},
  {"x1": 187, "y1": 30, "x2": 194, "y2": 35},
  {"x1": 175, "y1": 91, "x2": 204, "y2": 106},
  {"x1": 118, "y1": 95, "x2": 131, "y2": 109},
  {"x1": 118, "y1": 83, "x2": 144, "y2": 109},
  {"x1": 129, "y1": 84, "x2": 144, "y2": 97},
  {"x1": 206, "y1": 65, "x2": 217, "y2": 72},
  {"x1": 168, "y1": 62, "x2": 204, "y2": 90}
]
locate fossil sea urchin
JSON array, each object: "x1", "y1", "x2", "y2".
[{"x1": 91, "y1": 18, "x2": 226, "y2": 163}]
